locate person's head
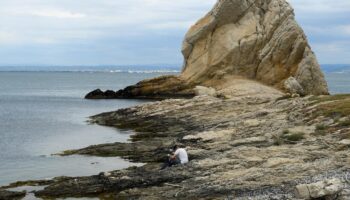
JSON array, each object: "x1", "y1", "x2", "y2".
[{"x1": 172, "y1": 145, "x2": 178, "y2": 151}]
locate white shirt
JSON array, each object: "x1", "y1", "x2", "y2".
[{"x1": 174, "y1": 148, "x2": 189, "y2": 164}]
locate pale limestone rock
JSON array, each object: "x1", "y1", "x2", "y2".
[
  {"x1": 339, "y1": 139, "x2": 350, "y2": 145},
  {"x1": 194, "y1": 86, "x2": 217, "y2": 97},
  {"x1": 231, "y1": 136, "x2": 267, "y2": 146},
  {"x1": 263, "y1": 158, "x2": 301, "y2": 168},
  {"x1": 291, "y1": 93, "x2": 300, "y2": 98},
  {"x1": 244, "y1": 119, "x2": 261, "y2": 127},
  {"x1": 103, "y1": 172, "x2": 112, "y2": 176},
  {"x1": 284, "y1": 77, "x2": 305, "y2": 95},
  {"x1": 339, "y1": 117, "x2": 350, "y2": 123},
  {"x1": 181, "y1": 0, "x2": 328, "y2": 95},
  {"x1": 120, "y1": 176, "x2": 132, "y2": 180},
  {"x1": 216, "y1": 78, "x2": 284, "y2": 99},
  {"x1": 295, "y1": 178, "x2": 343, "y2": 199},
  {"x1": 183, "y1": 129, "x2": 234, "y2": 142},
  {"x1": 288, "y1": 126, "x2": 316, "y2": 135},
  {"x1": 295, "y1": 184, "x2": 311, "y2": 199}
]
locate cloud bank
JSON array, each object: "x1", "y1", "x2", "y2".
[{"x1": 0, "y1": 0, "x2": 348, "y2": 66}]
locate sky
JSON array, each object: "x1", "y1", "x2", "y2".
[{"x1": 0, "y1": 0, "x2": 349, "y2": 67}]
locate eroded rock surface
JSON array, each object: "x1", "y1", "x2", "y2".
[
  {"x1": 295, "y1": 178, "x2": 344, "y2": 199},
  {"x1": 87, "y1": 0, "x2": 328, "y2": 99},
  {"x1": 181, "y1": 0, "x2": 328, "y2": 95},
  {"x1": 26, "y1": 94, "x2": 350, "y2": 199}
]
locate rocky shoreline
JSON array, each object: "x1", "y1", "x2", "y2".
[
  {"x1": 1, "y1": 0, "x2": 347, "y2": 198},
  {"x1": 2, "y1": 93, "x2": 350, "y2": 199}
]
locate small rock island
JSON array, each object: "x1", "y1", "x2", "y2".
[{"x1": 3, "y1": 0, "x2": 350, "y2": 199}]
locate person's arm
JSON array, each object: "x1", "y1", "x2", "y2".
[{"x1": 171, "y1": 149, "x2": 179, "y2": 160}]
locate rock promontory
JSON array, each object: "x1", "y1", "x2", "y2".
[
  {"x1": 86, "y1": 0, "x2": 328, "y2": 99},
  {"x1": 7, "y1": 1, "x2": 347, "y2": 199}
]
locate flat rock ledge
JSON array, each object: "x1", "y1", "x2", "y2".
[{"x1": 8, "y1": 94, "x2": 350, "y2": 199}]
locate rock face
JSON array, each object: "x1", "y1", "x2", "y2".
[
  {"x1": 181, "y1": 0, "x2": 328, "y2": 95},
  {"x1": 87, "y1": 0, "x2": 328, "y2": 99}
]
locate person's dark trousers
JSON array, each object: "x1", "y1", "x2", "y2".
[{"x1": 160, "y1": 158, "x2": 181, "y2": 170}]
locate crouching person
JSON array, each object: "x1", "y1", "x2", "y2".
[{"x1": 161, "y1": 145, "x2": 188, "y2": 170}]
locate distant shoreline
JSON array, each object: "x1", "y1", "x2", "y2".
[
  {"x1": 0, "y1": 70, "x2": 181, "y2": 74},
  {"x1": 0, "y1": 64, "x2": 349, "y2": 74}
]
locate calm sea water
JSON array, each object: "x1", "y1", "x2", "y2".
[
  {"x1": 0, "y1": 71, "x2": 176, "y2": 186},
  {"x1": 325, "y1": 72, "x2": 350, "y2": 94},
  {"x1": 0, "y1": 71, "x2": 348, "y2": 187}
]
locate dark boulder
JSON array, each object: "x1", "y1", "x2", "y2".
[
  {"x1": 104, "y1": 90, "x2": 117, "y2": 97},
  {"x1": 85, "y1": 89, "x2": 117, "y2": 99}
]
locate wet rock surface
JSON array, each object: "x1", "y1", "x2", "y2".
[
  {"x1": 0, "y1": 190, "x2": 25, "y2": 200},
  {"x1": 8, "y1": 93, "x2": 348, "y2": 199}
]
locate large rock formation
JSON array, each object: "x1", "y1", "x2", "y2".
[
  {"x1": 86, "y1": 0, "x2": 328, "y2": 99},
  {"x1": 180, "y1": 0, "x2": 328, "y2": 95}
]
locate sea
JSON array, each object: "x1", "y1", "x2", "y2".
[{"x1": 0, "y1": 66, "x2": 349, "y2": 187}]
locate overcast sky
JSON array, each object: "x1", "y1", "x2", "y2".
[{"x1": 0, "y1": 0, "x2": 349, "y2": 66}]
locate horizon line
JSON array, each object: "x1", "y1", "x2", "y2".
[{"x1": 0, "y1": 63, "x2": 349, "y2": 68}]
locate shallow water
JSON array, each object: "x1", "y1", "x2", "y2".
[{"x1": 0, "y1": 71, "x2": 174, "y2": 186}]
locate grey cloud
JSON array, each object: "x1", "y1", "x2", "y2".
[{"x1": 0, "y1": 0, "x2": 349, "y2": 65}]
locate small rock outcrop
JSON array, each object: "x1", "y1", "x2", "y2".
[
  {"x1": 284, "y1": 77, "x2": 305, "y2": 95},
  {"x1": 85, "y1": 89, "x2": 117, "y2": 99},
  {"x1": 87, "y1": 0, "x2": 328, "y2": 99},
  {"x1": 194, "y1": 86, "x2": 217, "y2": 97},
  {"x1": 86, "y1": 76, "x2": 195, "y2": 99},
  {"x1": 295, "y1": 178, "x2": 344, "y2": 199}
]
